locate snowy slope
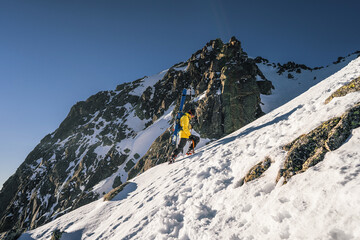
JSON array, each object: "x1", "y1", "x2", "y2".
[
  {"x1": 89, "y1": 55, "x2": 358, "y2": 198},
  {"x1": 257, "y1": 54, "x2": 358, "y2": 113},
  {"x1": 19, "y1": 57, "x2": 360, "y2": 240},
  {"x1": 85, "y1": 54, "x2": 359, "y2": 199}
]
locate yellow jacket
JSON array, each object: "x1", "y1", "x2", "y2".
[{"x1": 179, "y1": 113, "x2": 192, "y2": 138}]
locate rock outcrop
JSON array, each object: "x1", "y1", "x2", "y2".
[
  {"x1": 325, "y1": 76, "x2": 360, "y2": 104},
  {"x1": 128, "y1": 37, "x2": 273, "y2": 177},
  {"x1": 237, "y1": 157, "x2": 272, "y2": 187},
  {"x1": 277, "y1": 102, "x2": 360, "y2": 184}
]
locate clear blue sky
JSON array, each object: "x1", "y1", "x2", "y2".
[{"x1": 0, "y1": 0, "x2": 359, "y2": 189}]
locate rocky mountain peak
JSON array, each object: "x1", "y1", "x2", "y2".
[{"x1": 128, "y1": 38, "x2": 273, "y2": 179}]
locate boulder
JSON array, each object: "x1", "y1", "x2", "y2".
[{"x1": 237, "y1": 157, "x2": 272, "y2": 187}]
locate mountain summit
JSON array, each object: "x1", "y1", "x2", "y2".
[{"x1": 0, "y1": 38, "x2": 359, "y2": 239}]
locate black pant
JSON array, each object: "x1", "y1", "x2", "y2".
[{"x1": 173, "y1": 135, "x2": 200, "y2": 157}]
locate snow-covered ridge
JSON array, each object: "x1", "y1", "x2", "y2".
[
  {"x1": 258, "y1": 53, "x2": 358, "y2": 113},
  {"x1": 19, "y1": 57, "x2": 360, "y2": 239}
]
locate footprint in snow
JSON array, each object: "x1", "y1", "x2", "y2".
[
  {"x1": 328, "y1": 228, "x2": 353, "y2": 240},
  {"x1": 278, "y1": 197, "x2": 290, "y2": 204},
  {"x1": 242, "y1": 204, "x2": 252, "y2": 212},
  {"x1": 254, "y1": 183, "x2": 276, "y2": 197},
  {"x1": 158, "y1": 210, "x2": 184, "y2": 238},
  {"x1": 292, "y1": 197, "x2": 308, "y2": 212},
  {"x1": 238, "y1": 219, "x2": 247, "y2": 228},
  {"x1": 194, "y1": 203, "x2": 217, "y2": 220},
  {"x1": 196, "y1": 169, "x2": 211, "y2": 180},
  {"x1": 178, "y1": 187, "x2": 193, "y2": 204},
  {"x1": 213, "y1": 177, "x2": 234, "y2": 193},
  {"x1": 163, "y1": 194, "x2": 179, "y2": 207},
  {"x1": 261, "y1": 226, "x2": 270, "y2": 234},
  {"x1": 272, "y1": 210, "x2": 292, "y2": 223},
  {"x1": 112, "y1": 223, "x2": 121, "y2": 230},
  {"x1": 221, "y1": 149, "x2": 232, "y2": 157},
  {"x1": 280, "y1": 226, "x2": 290, "y2": 239},
  {"x1": 218, "y1": 158, "x2": 232, "y2": 171},
  {"x1": 123, "y1": 214, "x2": 132, "y2": 223}
]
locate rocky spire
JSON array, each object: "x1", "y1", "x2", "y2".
[{"x1": 129, "y1": 38, "x2": 273, "y2": 177}]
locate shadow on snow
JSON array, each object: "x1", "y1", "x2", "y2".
[
  {"x1": 111, "y1": 182, "x2": 138, "y2": 202},
  {"x1": 200, "y1": 104, "x2": 304, "y2": 153}
]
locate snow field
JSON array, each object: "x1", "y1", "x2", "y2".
[{"x1": 20, "y1": 57, "x2": 360, "y2": 240}]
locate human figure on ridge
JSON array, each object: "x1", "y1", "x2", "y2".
[{"x1": 170, "y1": 108, "x2": 200, "y2": 163}]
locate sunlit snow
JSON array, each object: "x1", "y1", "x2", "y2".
[{"x1": 19, "y1": 57, "x2": 360, "y2": 240}]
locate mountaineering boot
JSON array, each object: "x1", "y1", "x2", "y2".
[
  {"x1": 169, "y1": 155, "x2": 177, "y2": 164},
  {"x1": 186, "y1": 139, "x2": 196, "y2": 155},
  {"x1": 186, "y1": 149, "x2": 195, "y2": 155}
]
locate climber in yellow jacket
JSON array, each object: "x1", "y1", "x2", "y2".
[{"x1": 171, "y1": 108, "x2": 200, "y2": 161}]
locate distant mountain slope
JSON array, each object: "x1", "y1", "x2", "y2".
[
  {"x1": 18, "y1": 54, "x2": 360, "y2": 240},
  {"x1": 256, "y1": 53, "x2": 359, "y2": 113},
  {"x1": 0, "y1": 36, "x2": 358, "y2": 238}
]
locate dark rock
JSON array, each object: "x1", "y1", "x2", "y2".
[
  {"x1": 254, "y1": 56, "x2": 269, "y2": 64},
  {"x1": 276, "y1": 61, "x2": 312, "y2": 75},
  {"x1": 112, "y1": 176, "x2": 122, "y2": 189},
  {"x1": 128, "y1": 130, "x2": 175, "y2": 179},
  {"x1": 257, "y1": 80, "x2": 274, "y2": 95},
  {"x1": 124, "y1": 160, "x2": 135, "y2": 172},
  {"x1": 50, "y1": 229, "x2": 63, "y2": 240},
  {"x1": 103, "y1": 182, "x2": 129, "y2": 201},
  {"x1": 220, "y1": 63, "x2": 263, "y2": 135},
  {"x1": 0, "y1": 228, "x2": 25, "y2": 240},
  {"x1": 239, "y1": 157, "x2": 272, "y2": 187},
  {"x1": 325, "y1": 76, "x2": 360, "y2": 104},
  {"x1": 278, "y1": 102, "x2": 360, "y2": 184},
  {"x1": 333, "y1": 56, "x2": 345, "y2": 64}
]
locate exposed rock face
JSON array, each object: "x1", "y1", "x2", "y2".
[
  {"x1": 128, "y1": 37, "x2": 273, "y2": 177},
  {"x1": 0, "y1": 37, "x2": 273, "y2": 236},
  {"x1": 277, "y1": 102, "x2": 360, "y2": 184},
  {"x1": 0, "y1": 88, "x2": 140, "y2": 232},
  {"x1": 103, "y1": 182, "x2": 130, "y2": 201},
  {"x1": 237, "y1": 157, "x2": 272, "y2": 187},
  {"x1": 128, "y1": 131, "x2": 175, "y2": 179},
  {"x1": 220, "y1": 60, "x2": 265, "y2": 135},
  {"x1": 325, "y1": 76, "x2": 360, "y2": 104},
  {"x1": 50, "y1": 229, "x2": 63, "y2": 240},
  {"x1": 276, "y1": 61, "x2": 312, "y2": 75},
  {"x1": 0, "y1": 229, "x2": 24, "y2": 240}
]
